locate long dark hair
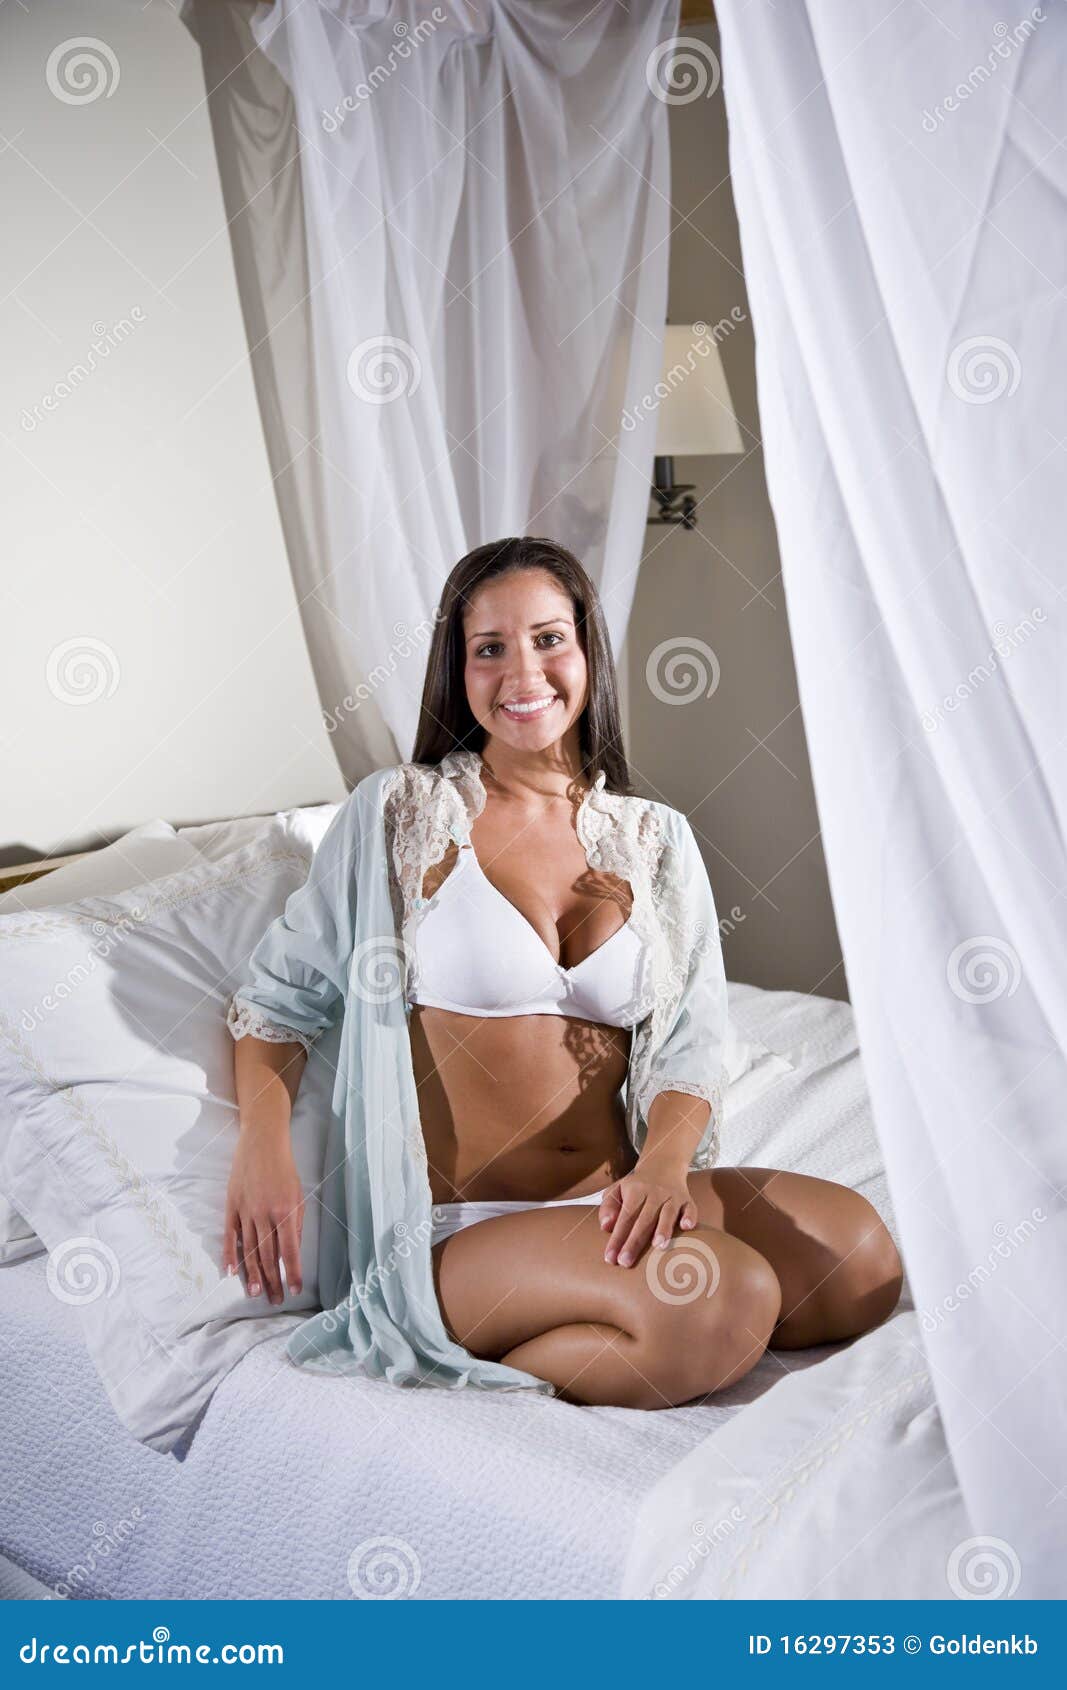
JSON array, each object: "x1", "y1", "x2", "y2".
[{"x1": 411, "y1": 536, "x2": 633, "y2": 795}]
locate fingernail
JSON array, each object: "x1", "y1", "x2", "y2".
[
  {"x1": 225, "y1": 1263, "x2": 236, "y2": 1276},
  {"x1": 292, "y1": 1282, "x2": 302, "y2": 1295},
  {"x1": 619, "y1": 1252, "x2": 632, "y2": 1266},
  {"x1": 249, "y1": 1281, "x2": 260, "y2": 1295},
  {"x1": 656, "y1": 1237, "x2": 668, "y2": 1249},
  {"x1": 604, "y1": 1249, "x2": 615, "y2": 1264}
]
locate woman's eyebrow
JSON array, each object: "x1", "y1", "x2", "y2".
[{"x1": 466, "y1": 617, "x2": 573, "y2": 641}]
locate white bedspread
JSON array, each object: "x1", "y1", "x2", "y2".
[
  {"x1": 0, "y1": 983, "x2": 935, "y2": 1600},
  {"x1": 622, "y1": 1309, "x2": 972, "y2": 1601},
  {"x1": 1, "y1": 1252, "x2": 828, "y2": 1601}
]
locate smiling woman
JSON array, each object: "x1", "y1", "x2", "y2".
[
  {"x1": 223, "y1": 535, "x2": 902, "y2": 1413},
  {"x1": 409, "y1": 542, "x2": 648, "y2": 1215},
  {"x1": 401, "y1": 539, "x2": 901, "y2": 1403}
]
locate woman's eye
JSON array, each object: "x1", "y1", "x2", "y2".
[{"x1": 474, "y1": 632, "x2": 563, "y2": 658}]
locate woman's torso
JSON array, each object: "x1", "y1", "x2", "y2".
[{"x1": 408, "y1": 790, "x2": 643, "y2": 1204}]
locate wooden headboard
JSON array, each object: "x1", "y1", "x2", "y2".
[{"x1": 0, "y1": 853, "x2": 85, "y2": 897}]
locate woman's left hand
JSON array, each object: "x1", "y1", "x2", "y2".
[{"x1": 598, "y1": 1160, "x2": 698, "y2": 1267}]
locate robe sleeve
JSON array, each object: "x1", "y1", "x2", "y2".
[
  {"x1": 226, "y1": 789, "x2": 361, "y2": 1053},
  {"x1": 637, "y1": 810, "x2": 730, "y2": 1167}
]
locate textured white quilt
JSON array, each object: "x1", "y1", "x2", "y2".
[{"x1": 0, "y1": 982, "x2": 942, "y2": 1600}]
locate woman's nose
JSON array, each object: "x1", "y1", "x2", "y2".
[{"x1": 508, "y1": 652, "x2": 547, "y2": 685}]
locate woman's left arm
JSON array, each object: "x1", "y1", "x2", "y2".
[{"x1": 601, "y1": 811, "x2": 730, "y2": 1266}]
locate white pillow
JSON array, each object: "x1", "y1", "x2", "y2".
[
  {"x1": 0, "y1": 822, "x2": 204, "y2": 1265},
  {"x1": 177, "y1": 804, "x2": 338, "y2": 863},
  {"x1": 0, "y1": 816, "x2": 338, "y2": 1452},
  {"x1": 0, "y1": 806, "x2": 341, "y2": 1267}
]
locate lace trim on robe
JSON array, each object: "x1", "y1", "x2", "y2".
[{"x1": 225, "y1": 995, "x2": 318, "y2": 1054}]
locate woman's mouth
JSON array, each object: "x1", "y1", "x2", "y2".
[{"x1": 497, "y1": 693, "x2": 558, "y2": 722}]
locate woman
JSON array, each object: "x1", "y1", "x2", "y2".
[{"x1": 224, "y1": 536, "x2": 903, "y2": 1410}]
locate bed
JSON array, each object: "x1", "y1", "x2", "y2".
[{"x1": 0, "y1": 949, "x2": 963, "y2": 1603}]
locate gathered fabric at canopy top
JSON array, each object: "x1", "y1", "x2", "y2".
[{"x1": 182, "y1": 0, "x2": 680, "y2": 779}]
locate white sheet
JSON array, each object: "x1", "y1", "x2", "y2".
[{"x1": 0, "y1": 983, "x2": 917, "y2": 1599}]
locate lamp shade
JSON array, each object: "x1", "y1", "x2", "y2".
[{"x1": 655, "y1": 323, "x2": 744, "y2": 456}]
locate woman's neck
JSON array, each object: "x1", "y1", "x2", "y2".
[{"x1": 477, "y1": 728, "x2": 586, "y2": 807}]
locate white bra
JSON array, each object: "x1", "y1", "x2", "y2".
[{"x1": 409, "y1": 841, "x2": 654, "y2": 1029}]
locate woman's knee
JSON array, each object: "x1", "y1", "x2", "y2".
[
  {"x1": 783, "y1": 1199, "x2": 903, "y2": 1345},
  {"x1": 823, "y1": 1204, "x2": 903, "y2": 1336},
  {"x1": 634, "y1": 1228, "x2": 782, "y2": 1404}
]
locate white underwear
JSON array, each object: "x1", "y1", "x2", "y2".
[{"x1": 431, "y1": 1186, "x2": 610, "y2": 1249}]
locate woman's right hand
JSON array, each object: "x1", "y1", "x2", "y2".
[{"x1": 222, "y1": 1125, "x2": 305, "y2": 1304}]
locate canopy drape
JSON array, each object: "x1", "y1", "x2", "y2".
[
  {"x1": 183, "y1": 0, "x2": 679, "y2": 779},
  {"x1": 715, "y1": 0, "x2": 1066, "y2": 1594}
]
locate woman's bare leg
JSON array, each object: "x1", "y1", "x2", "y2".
[
  {"x1": 431, "y1": 1205, "x2": 782, "y2": 1409},
  {"x1": 683, "y1": 1167, "x2": 904, "y2": 1347}
]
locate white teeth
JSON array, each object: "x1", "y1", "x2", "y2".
[{"x1": 500, "y1": 695, "x2": 555, "y2": 717}]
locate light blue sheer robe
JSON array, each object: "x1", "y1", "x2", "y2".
[{"x1": 228, "y1": 755, "x2": 730, "y2": 1395}]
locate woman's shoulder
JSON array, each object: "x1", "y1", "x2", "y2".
[
  {"x1": 353, "y1": 762, "x2": 407, "y2": 799},
  {"x1": 351, "y1": 760, "x2": 450, "y2": 811},
  {"x1": 616, "y1": 786, "x2": 688, "y2": 831}
]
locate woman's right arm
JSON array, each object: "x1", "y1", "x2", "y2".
[
  {"x1": 220, "y1": 777, "x2": 374, "y2": 1299},
  {"x1": 223, "y1": 1034, "x2": 309, "y2": 1303}
]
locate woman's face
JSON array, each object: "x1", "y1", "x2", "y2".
[{"x1": 461, "y1": 567, "x2": 588, "y2": 757}]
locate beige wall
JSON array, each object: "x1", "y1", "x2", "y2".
[
  {"x1": 1, "y1": 0, "x2": 346, "y2": 868},
  {"x1": 624, "y1": 22, "x2": 845, "y2": 1000}
]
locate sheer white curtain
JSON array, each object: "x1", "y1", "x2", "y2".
[
  {"x1": 183, "y1": 0, "x2": 678, "y2": 781},
  {"x1": 716, "y1": 0, "x2": 1066, "y2": 1593}
]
